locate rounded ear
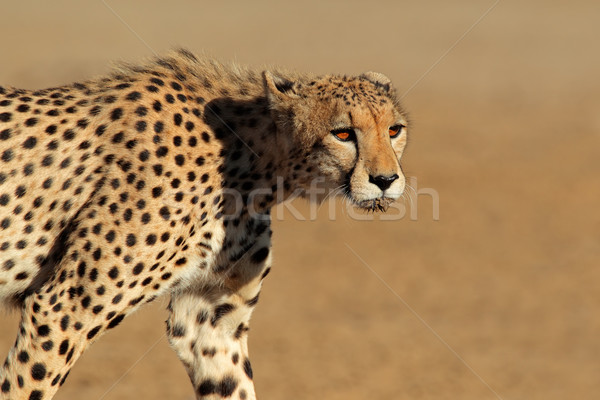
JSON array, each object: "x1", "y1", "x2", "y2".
[
  {"x1": 263, "y1": 71, "x2": 300, "y2": 101},
  {"x1": 360, "y1": 71, "x2": 392, "y2": 92}
]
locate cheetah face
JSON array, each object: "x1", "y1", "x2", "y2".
[{"x1": 264, "y1": 71, "x2": 408, "y2": 212}]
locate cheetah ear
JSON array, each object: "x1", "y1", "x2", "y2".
[
  {"x1": 263, "y1": 71, "x2": 300, "y2": 101},
  {"x1": 360, "y1": 71, "x2": 393, "y2": 93}
]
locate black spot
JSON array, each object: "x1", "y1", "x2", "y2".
[
  {"x1": 25, "y1": 117, "x2": 38, "y2": 126},
  {"x1": 89, "y1": 268, "x2": 98, "y2": 282},
  {"x1": 77, "y1": 261, "x2": 87, "y2": 278},
  {"x1": 51, "y1": 374, "x2": 61, "y2": 386},
  {"x1": 30, "y1": 363, "x2": 46, "y2": 380},
  {"x1": 95, "y1": 125, "x2": 107, "y2": 136},
  {"x1": 110, "y1": 108, "x2": 123, "y2": 120},
  {"x1": 161, "y1": 272, "x2": 172, "y2": 280},
  {"x1": 152, "y1": 186, "x2": 163, "y2": 198},
  {"x1": 123, "y1": 208, "x2": 132, "y2": 221},
  {"x1": 59, "y1": 371, "x2": 70, "y2": 386},
  {"x1": 197, "y1": 380, "x2": 216, "y2": 396},
  {"x1": 107, "y1": 314, "x2": 125, "y2": 329},
  {"x1": 126, "y1": 91, "x2": 142, "y2": 101},
  {"x1": 152, "y1": 164, "x2": 163, "y2": 176},
  {"x1": 41, "y1": 155, "x2": 54, "y2": 167},
  {"x1": 128, "y1": 295, "x2": 145, "y2": 306},
  {"x1": 154, "y1": 121, "x2": 164, "y2": 133},
  {"x1": 219, "y1": 376, "x2": 238, "y2": 397},
  {"x1": 0, "y1": 129, "x2": 11, "y2": 140},
  {"x1": 18, "y1": 351, "x2": 29, "y2": 363},
  {"x1": 29, "y1": 390, "x2": 43, "y2": 400},
  {"x1": 156, "y1": 146, "x2": 168, "y2": 157},
  {"x1": 171, "y1": 324, "x2": 186, "y2": 337},
  {"x1": 60, "y1": 316, "x2": 70, "y2": 331},
  {"x1": 251, "y1": 247, "x2": 270, "y2": 263},
  {"x1": 66, "y1": 347, "x2": 75, "y2": 363},
  {"x1": 135, "y1": 120, "x2": 147, "y2": 132},
  {"x1": 58, "y1": 340, "x2": 70, "y2": 356},
  {"x1": 63, "y1": 129, "x2": 75, "y2": 141},
  {"x1": 105, "y1": 230, "x2": 116, "y2": 243},
  {"x1": 47, "y1": 140, "x2": 59, "y2": 150},
  {"x1": 1, "y1": 379, "x2": 10, "y2": 393},
  {"x1": 145, "y1": 234, "x2": 157, "y2": 245},
  {"x1": 22, "y1": 136, "x2": 37, "y2": 149},
  {"x1": 126, "y1": 234, "x2": 137, "y2": 247},
  {"x1": 135, "y1": 106, "x2": 148, "y2": 116},
  {"x1": 76, "y1": 118, "x2": 89, "y2": 129},
  {"x1": 243, "y1": 358, "x2": 253, "y2": 379},
  {"x1": 133, "y1": 262, "x2": 144, "y2": 275},
  {"x1": 108, "y1": 267, "x2": 119, "y2": 279},
  {"x1": 16, "y1": 272, "x2": 29, "y2": 280},
  {"x1": 17, "y1": 104, "x2": 30, "y2": 112},
  {"x1": 1, "y1": 149, "x2": 14, "y2": 162},
  {"x1": 41, "y1": 341, "x2": 54, "y2": 351},
  {"x1": 87, "y1": 325, "x2": 102, "y2": 339},
  {"x1": 59, "y1": 157, "x2": 72, "y2": 168},
  {"x1": 37, "y1": 325, "x2": 50, "y2": 336},
  {"x1": 159, "y1": 206, "x2": 170, "y2": 220},
  {"x1": 152, "y1": 100, "x2": 162, "y2": 112},
  {"x1": 211, "y1": 303, "x2": 235, "y2": 326}
]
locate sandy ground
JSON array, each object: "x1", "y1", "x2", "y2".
[{"x1": 1, "y1": 1, "x2": 599, "y2": 399}]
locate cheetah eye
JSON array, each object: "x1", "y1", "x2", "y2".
[
  {"x1": 331, "y1": 128, "x2": 355, "y2": 142},
  {"x1": 389, "y1": 124, "x2": 404, "y2": 139}
]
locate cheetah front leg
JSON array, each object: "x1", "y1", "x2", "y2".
[
  {"x1": 167, "y1": 240, "x2": 272, "y2": 400},
  {"x1": 0, "y1": 188, "x2": 192, "y2": 400}
]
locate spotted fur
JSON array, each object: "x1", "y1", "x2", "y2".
[{"x1": 0, "y1": 49, "x2": 408, "y2": 400}]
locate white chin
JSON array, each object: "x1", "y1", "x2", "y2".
[{"x1": 352, "y1": 196, "x2": 395, "y2": 212}]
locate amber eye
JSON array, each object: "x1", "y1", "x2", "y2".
[
  {"x1": 331, "y1": 128, "x2": 355, "y2": 142},
  {"x1": 389, "y1": 124, "x2": 404, "y2": 138}
]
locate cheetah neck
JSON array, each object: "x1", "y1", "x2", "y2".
[{"x1": 201, "y1": 93, "x2": 309, "y2": 216}]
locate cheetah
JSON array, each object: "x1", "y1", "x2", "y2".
[{"x1": 0, "y1": 49, "x2": 408, "y2": 400}]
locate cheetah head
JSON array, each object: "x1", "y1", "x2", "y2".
[{"x1": 263, "y1": 71, "x2": 408, "y2": 212}]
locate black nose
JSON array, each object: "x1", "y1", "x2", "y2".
[{"x1": 369, "y1": 174, "x2": 399, "y2": 191}]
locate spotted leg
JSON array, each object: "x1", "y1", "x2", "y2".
[
  {"x1": 0, "y1": 192, "x2": 191, "y2": 400},
  {"x1": 167, "y1": 233, "x2": 272, "y2": 400}
]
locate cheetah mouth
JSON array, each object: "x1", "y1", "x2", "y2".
[{"x1": 354, "y1": 196, "x2": 395, "y2": 212}]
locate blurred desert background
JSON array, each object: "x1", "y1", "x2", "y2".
[{"x1": 1, "y1": 1, "x2": 599, "y2": 399}]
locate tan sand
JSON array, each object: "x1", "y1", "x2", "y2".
[{"x1": 1, "y1": 1, "x2": 599, "y2": 399}]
